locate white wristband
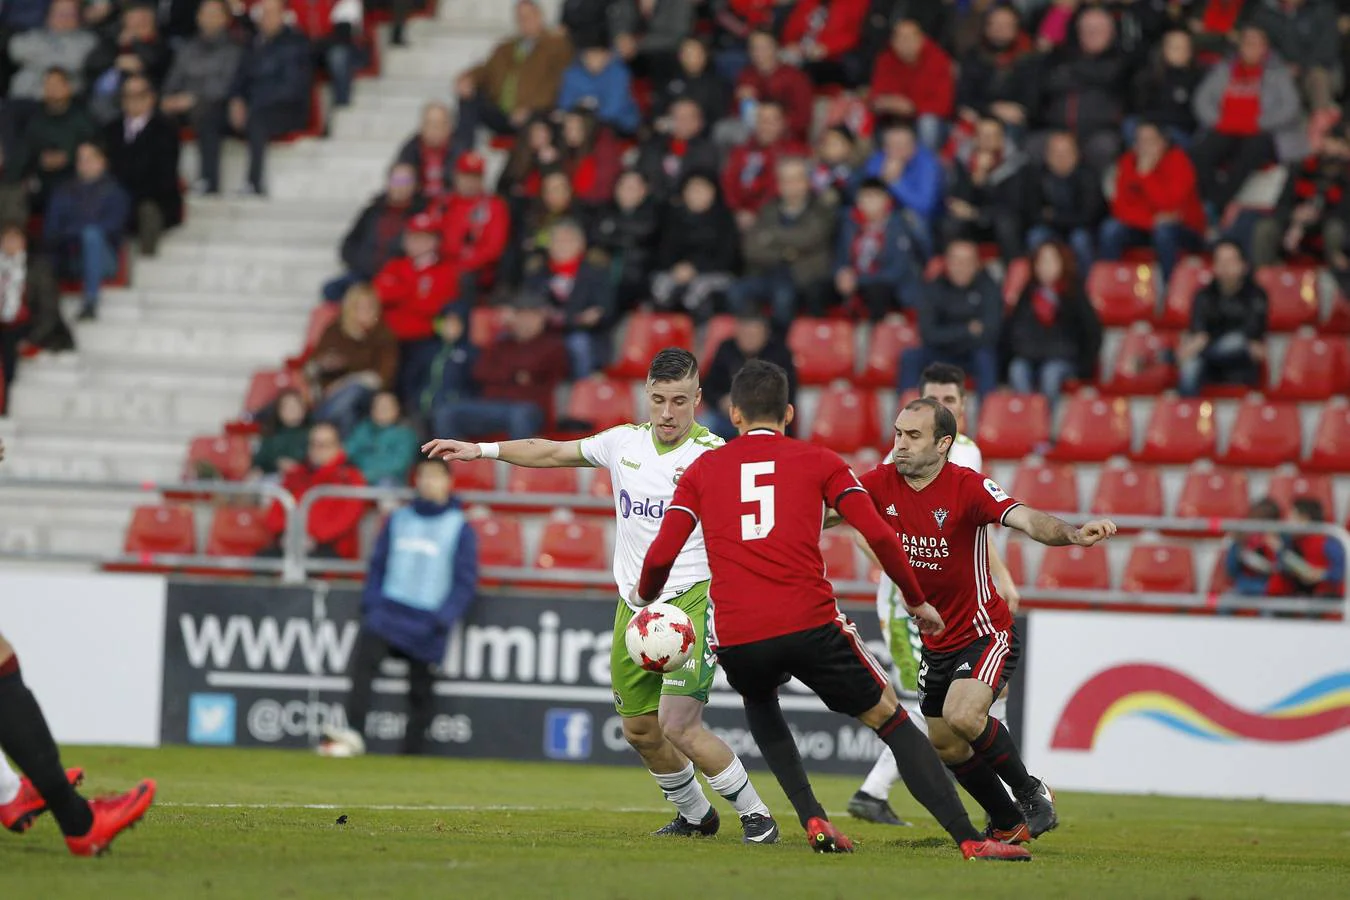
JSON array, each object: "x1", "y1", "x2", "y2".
[{"x1": 477, "y1": 442, "x2": 500, "y2": 460}]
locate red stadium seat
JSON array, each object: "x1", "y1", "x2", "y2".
[
  {"x1": 976, "y1": 392, "x2": 1050, "y2": 459},
  {"x1": 588, "y1": 467, "x2": 614, "y2": 501},
  {"x1": 1266, "y1": 468, "x2": 1336, "y2": 518},
  {"x1": 699, "y1": 315, "x2": 738, "y2": 376},
  {"x1": 1274, "y1": 331, "x2": 1349, "y2": 401},
  {"x1": 243, "y1": 368, "x2": 302, "y2": 415},
  {"x1": 1175, "y1": 465, "x2": 1251, "y2": 520},
  {"x1": 124, "y1": 505, "x2": 196, "y2": 555},
  {"x1": 1305, "y1": 399, "x2": 1350, "y2": 472},
  {"x1": 1220, "y1": 398, "x2": 1301, "y2": 468},
  {"x1": 788, "y1": 318, "x2": 856, "y2": 384},
  {"x1": 206, "y1": 507, "x2": 272, "y2": 557},
  {"x1": 845, "y1": 446, "x2": 884, "y2": 474},
  {"x1": 820, "y1": 531, "x2": 859, "y2": 581},
  {"x1": 303, "y1": 303, "x2": 340, "y2": 353},
  {"x1": 507, "y1": 466, "x2": 580, "y2": 499},
  {"x1": 451, "y1": 460, "x2": 498, "y2": 492},
  {"x1": 1157, "y1": 258, "x2": 1208, "y2": 329},
  {"x1": 469, "y1": 305, "x2": 511, "y2": 349},
  {"x1": 1002, "y1": 539, "x2": 1026, "y2": 587},
  {"x1": 1088, "y1": 260, "x2": 1157, "y2": 326},
  {"x1": 1134, "y1": 396, "x2": 1218, "y2": 463},
  {"x1": 564, "y1": 377, "x2": 635, "y2": 433},
  {"x1": 610, "y1": 312, "x2": 695, "y2": 378},
  {"x1": 1047, "y1": 392, "x2": 1132, "y2": 462},
  {"x1": 1037, "y1": 546, "x2": 1110, "y2": 590},
  {"x1": 1011, "y1": 459, "x2": 1080, "y2": 514},
  {"x1": 1254, "y1": 265, "x2": 1320, "y2": 331},
  {"x1": 184, "y1": 434, "x2": 253, "y2": 481},
  {"x1": 472, "y1": 513, "x2": 525, "y2": 569},
  {"x1": 1208, "y1": 551, "x2": 1235, "y2": 598},
  {"x1": 536, "y1": 519, "x2": 608, "y2": 570},
  {"x1": 808, "y1": 384, "x2": 879, "y2": 453},
  {"x1": 858, "y1": 317, "x2": 920, "y2": 387},
  {"x1": 1090, "y1": 461, "x2": 1165, "y2": 519},
  {"x1": 1102, "y1": 325, "x2": 1178, "y2": 394},
  {"x1": 1122, "y1": 544, "x2": 1196, "y2": 593},
  {"x1": 1002, "y1": 257, "x2": 1030, "y2": 310}
]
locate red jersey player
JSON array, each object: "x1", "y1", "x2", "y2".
[
  {"x1": 858, "y1": 397, "x2": 1115, "y2": 843},
  {"x1": 635, "y1": 361, "x2": 1029, "y2": 861}
]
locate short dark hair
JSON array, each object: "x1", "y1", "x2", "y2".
[
  {"x1": 1292, "y1": 497, "x2": 1325, "y2": 522},
  {"x1": 919, "y1": 362, "x2": 966, "y2": 397},
  {"x1": 44, "y1": 66, "x2": 71, "y2": 82},
  {"x1": 648, "y1": 347, "x2": 698, "y2": 384},
  {"x1": 1249, "y1": 497, "x2": 1281, "y2": 520},
  {"x1": 416, "y1": 456, "x2": 450, "y2": 476},
  {"x1": 904, "y1": 397, "x2": 957, "y2": 449},
  {"x1": 730, "y1": 359, "x2": 789, "y2": 424}
]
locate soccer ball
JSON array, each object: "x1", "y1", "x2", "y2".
[{"x1": 625, "y1": 603, "x2": 698, "y2": 673}]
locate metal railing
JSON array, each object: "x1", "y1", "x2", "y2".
[{"x1": 2, "y1": 476, "x2": 1347, "y2": 620}]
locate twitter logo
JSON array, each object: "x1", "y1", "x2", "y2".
[{"x1": 188, "y1": 693, "x2": 236, "y2": 745}]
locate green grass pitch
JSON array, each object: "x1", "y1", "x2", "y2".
[{"x1": 3, "y1": 746, "x2": 1348, "y2": 899}]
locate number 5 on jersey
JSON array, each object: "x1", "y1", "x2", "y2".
[{"x1": 740, "y1": 462, "x2": 775, "y2": 541}]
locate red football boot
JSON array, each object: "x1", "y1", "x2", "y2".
[
  {"x1": 961, "y1": 838, "x2": 1033, "y2": 862},
  {"x1": 0, "y1": 767, "x2": 84, "y2": 833},
  {"x1": 65, "y1": 779, "x2": 156, "y2": 857},
  {"x1": 805, "y1": 816, "x2": 854, "y2": 853}
]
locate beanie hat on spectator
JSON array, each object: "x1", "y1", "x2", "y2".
[{"x1": 456, "y1": 152, "x2": 486, "y2": 176}]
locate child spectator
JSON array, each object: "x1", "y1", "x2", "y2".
[
  {"x1": 651, "y1": 170, "x2": 739, "y2": 320},
  {"x1": 324, "y1": 163, "x2": 426, "y2": 302},
  {"x1": 393, "y1": 102, "x2": 460, "y2": 200},
  {"x1": 309, "y1": 283, "x2": 399, "y2": 434},
  {"x1": 250, "y1": 388, "x2": 311, "y2": 479},
  {"x1": 261, "y1": 422, "x2": 367, "y2": 559},
  {"x1": 869, "y1": 18, "x2": 954, "y2": 152},
  {"x1": 418, "y1": 310, "x2": 477, "y2": 426},
  {"x1": 590, "y1": 169, "x2": 661, "y2": 310},
  {"x1": 44, "y1": 142, "x2": 129, "y2": 320},
  {"x1": 344, "y1": 390, "x2": 420, "y2": 486},
  {"x1": 1267, "y1": 498, "x2": 1347, "y2": 603},
  {"x1": 1225, "y1": 496, "x2": 1283, "y2": 596},
  {"x1": 558, "y1": 40, "x2": 641, "y2": 137},
  {"x1": 228, "y1": 0, "x2": 313, "y2": 196},
  {"x1": 722, "y1": 101, "x2": 809, "y2": 230},
  {"x1": 833, "y1": 178, "x2": 922, "y2": 320},
  {"x1": 809, "y1": 125, "x2": 861, "y2": 205},
  {"x1": 1001, "y1": 241, "x2": 1102, "y2": 404},
  {"x1": 159, "y1": 0, "x2": 243, "y2": 196},
  {"x1": 103, "y1": 75, "x2": 182, "y2": 256},
  {"x1": 524, "y1": 218, "x2": 615, "y2": 377}
]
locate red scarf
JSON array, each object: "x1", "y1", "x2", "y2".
[
  {"x1": 421, "y1": 141, "x2": 446, "y2": 197},
  {"x1": 1202, "y1": 0, "x2": 1244, "y2": 34},
  {"x1": 549, "y1": 254, "x2": 583, "y2": 300},
  {"x1": 849, "y1": 209, "x2": 887, "y2": 275},
  {"x1": 1031, "y1": 286, "x2": 1060, "y2": 327},
  {"x1": 1217, "y1": 59, "x2": 1264, "y2": 136}
]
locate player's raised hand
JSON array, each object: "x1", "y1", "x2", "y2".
[
  {"x1": 906, "y1": 602, "x2": 945, "y2": 637},
  {"x1": 421, "y1": 437, "x2": 480, "y2": 461},
  {"x1": 1074, "y1": 519, "x2": 1117, "y2": 547}
]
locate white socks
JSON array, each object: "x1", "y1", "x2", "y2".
[
  {"x1": 652, "y1": 762, "x2": 713, "y2": 824},
  {"x1": 705, "y1": 757, "x2": 770, "y2": 818},
  {"x1": 991, "y1": 696, "x2": 1009, "y2": 727},
  {"x1": 0, "y1": 754, "x2": 21, "y2": 805},
  {"x1": 859, "y1": 749, "x2": 899, "y2": 801}
]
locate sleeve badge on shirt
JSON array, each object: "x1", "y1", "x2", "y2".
[{"x1": 983, "y1": 478, "x2": 1009, "y2": 503}]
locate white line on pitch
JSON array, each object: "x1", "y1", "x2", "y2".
[{"x1": 158, "y1": 802, "x2": 670, "y2": 812}]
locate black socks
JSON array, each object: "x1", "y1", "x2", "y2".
[
  {"x1": 971, "y1": 717, "x2": 1039, "y2": 797},
  {"x1": 874, "y1": 709, "x2": 982, "y2": 844},
  {"x1": 742, "y1": 698, "x2": 826, "y2": 828},
  {"x1": 0, "y1": 657, "x2": 93, "y2": 837},
  {"x1": 948, "y1": 755, "x2": 1023, "y2": 830}
]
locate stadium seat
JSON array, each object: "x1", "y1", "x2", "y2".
[
  {"x1": 1047, "y1": 392, "x2": 1132, "y2": 462},
  {"x1": 452, "y1": 460, "x2": 498, "y2": 492},
  {"x1": 1207, "y1": 550, "x2": 1234, "y2": 598},
  {"x1": 1122, "y1": 544, "x2": 1196, "y2": 593},
  {"x1": 1134, "y1": 396, "x2": 1218, "y2": 463},
  {"x1": 820, "y1": 531, "x2": 859, "y2": 581},
  {"x1": 472, "y1": 513, "x2": 525, "y2": 569},
  {"x1": 975, "y1": 392, "x2": 1050, "y2": 459},
  {"x1": 469, "y1": 305, "x2": 511, "y2": 349},
  {"x1": 564, "y1": 377, "x2": 635, "y2": 433},
  {"x1": 123, "y1": 505, "x2": 196, "y2": 556},
  {"x1": 1157, "y1": 258, "x2": 1208, "y2": 329},
  {"x1": 183, "y1": 434, "x2": 253, "y2": 481},
  {"x1": 206, "y1": 507, "x2": 273, "y2": 557},
  {"x1": 845, "y1": 446, "x2": 884, "y2": 474},
  {"x1": 1090, "y1": 461, "x2": 1165, "y2": 520},
  {"x1": 1175, "y1": 465, "x2": 1251, "y2": 520},
  {"x1": 1265, "y1": 468, "x2": 1336, "y2": 519},
  {"x1": 698, "y1": 315, "x2": 737, "y2": 376},
  {"x1": 303, "y1": 302, "x2": 340, "y2": 353},
  {"x1": 788, "y1": 318, "x2": 856, "y2": 384},
  {"x1": 1036, "y1": 545, "x2": 1110, "y2": 590},
  {"x1": 609, "y1": 312, "x2": 694, "y2": 379},
  {"x1": 1002, "y1": 539, "x2": 1026, "y2": 587},
  {"x1": 244, "y1": 368, "x2": 302, "y2": 415},
  {"x1": 507, "y1": 466, "x2": 581, "y2": 502},
  {"x1": 1254, "y1": 265, "x2": 1320, "y2": 331},
  {"x1": 807, "y1": 383, "x2": 879, "y2": 453},
  {"x1": 1274, "y1": 331, "x2": 1348, "y2": 401},
  {"x1": 858, "y1": 317, "x2": 920, "y2": 387},
  {"x1": 1102, "y1": 324, "x2": 1178, "y2": 394},
  {"x1": 536, "y1": 519, "x2": 608, "y2": 570},
  {"x1": 587, "y1": 467, "x2": 614, "y2": 502},
  {"x1": 1305, "y1": 398, "x2": 1350, "y2": 472},
  {"x1": 1087, "y1": 260, "x2": 1157, "y2": 326},
  {"x1": 1219, "y1": 398, "x2": 1301, "y2": 468},
  {"x1": 1011, "y1": 459, "x2": 1080, "y2": 514},
  {"x1": 1002, "y1": 257, "x2": 1030, "y2": 310}
]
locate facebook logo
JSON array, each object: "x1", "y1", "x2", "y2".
[
  {"x1": 187, "y1": 693, "x2": 237, "y2": 746},
  {"x1": 543, "y1": 709, "x2": 593, "y2": 760}
]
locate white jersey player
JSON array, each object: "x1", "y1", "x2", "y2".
[{"x1": 424, "y1": 349, "x2": 779, "y2": 845}]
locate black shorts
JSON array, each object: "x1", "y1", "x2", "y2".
[
  {"x1": 918, "y1": 627, "x2": 1021, "y2": 720},
  {"x1": 716, "y1": 615, "x2": 889, "y2": 718}
]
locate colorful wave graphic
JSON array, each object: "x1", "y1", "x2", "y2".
[{"x1": 1051, "y1": 664, "x2": 1350, "y2": 750}]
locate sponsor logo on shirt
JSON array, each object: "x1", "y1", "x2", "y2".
[
  {"x1": 620, "y1": 457, "x2": 642, "y2": 471},
  {"x1": 983, "y1": 479, "x2": 1009, "y2": 503},
  {"x1": 619, "y1": 489, "x2": 666, "y2": 520},
  {"x1": 933, "y1": 508, "x2": 949, "y2": 530},
  {"x1": 885, "y1": 504, "x2": 898, "y2": 517},
  {"x1": 901, "y1": 533, "x2": 949, "y2": 571}
]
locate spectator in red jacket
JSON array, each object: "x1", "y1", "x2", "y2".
[
  {"x1": 394, "y1": 102, "x2": 461, "y2": 201},
  {"x1": 437, "y1": 151, "x2": 510, "y2": 297},
  {"x1": 721, "y1": 100, "x2": 808, "y2": 230},
  {"x1": 429, "y1": 291, "x2": 571, "y2": 440},
  {"x1": 870, "y1": 18, "x2": 954, "y2": 151},
  {"x1": 558, "y1": 106, "x2": 623, "y2": 206},
  {"x1": 262, "y1": 421, "x2": 367, "y2": 560},
  {"x1": 373, "y1": 211, "x2": 461, "y2": 405},
  {"x1": 726, "y1": 30, "x2": 814, "y2": 146},
  {"x1": 1097, "y1": 121, "x2": 1205, "y2": 284},
  {"x1": 780, "y1": 0, "x2": 869, "y2": 87}
]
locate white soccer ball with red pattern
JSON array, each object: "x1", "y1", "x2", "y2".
[{"x1": 625, "y1": 603, "x2": 697, "y2": 673}]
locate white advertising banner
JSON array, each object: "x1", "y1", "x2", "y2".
[
  {"x1": 1024, "y1": 611, "x2": 1350, "y2": 803},
  {"x1": 0, "y1": 569, "x2": 166, "y2": 746}
]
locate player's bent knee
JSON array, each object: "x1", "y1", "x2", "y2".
[
  {"x1": 621, "y1": 714, "x2": 666, "y2": 753},
  {"x1": 943, "y1": 702, "x2": 988, "y2": 741}
]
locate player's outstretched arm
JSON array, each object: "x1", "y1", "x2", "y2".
[
  {"x1": 836, "y1": 490, "x2": 944, "y2": 636},
  {"x1": 633, "y1": 508, "x2": 698, "y2": 607},
  {"x1": 421, "y1": 436, "x2": 590, "y2": 468},
  {"x1": 1004, "y1": 506, "x2": 1117, "y2": 547}
]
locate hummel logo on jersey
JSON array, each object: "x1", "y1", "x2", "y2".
[
  {"x1": 955, "y1": 662, "x2": 972, "y2": 674},
  {"x1": 933, "y1": 508, "x2": 949, "y2": 530},
  {"x1": 620, "y1": 457, "x2": 642, "y2": 471},
  {"x1": 885, "y1": 504, "x2": 898, "y2": 517}
]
